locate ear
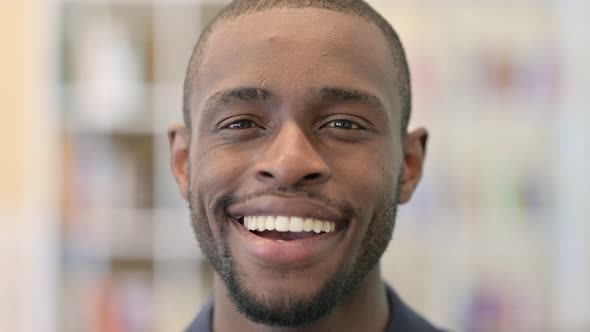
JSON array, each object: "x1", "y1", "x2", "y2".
[
  {"x1": 168, "y1": 123, "x2": 190, "y2": 201},
  {"x1": 398, "y1": 127, "x2": 428, "y2": 204}
]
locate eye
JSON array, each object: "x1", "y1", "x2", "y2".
[
  {"x1": 224, "y1": 119, "x2": 258, "y2": 129},
  {"x1": 323, "y1": 119, "x2": 363, "y2": 130}
]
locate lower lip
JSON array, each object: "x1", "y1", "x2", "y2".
[{"x1": 231, "y1": 218, "x2": 345, "y2": 266}]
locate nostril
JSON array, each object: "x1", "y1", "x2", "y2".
[
  {"x1": 259, "y1": 171, "x2": 274, "y2": 178},
  {"x1": 303, "y1": 173, "x2": 322, "y2": 181}
]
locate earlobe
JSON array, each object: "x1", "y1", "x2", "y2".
[
  {"x1": 398, "y1": 128, "x2": 428, "y2": 204},
  {"x1": 168, "y1": 123, "x2": 190, "y2": 201}
]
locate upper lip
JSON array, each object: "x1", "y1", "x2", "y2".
[{"x1": 227, "y1": 195, "x2": 349, "y2": 226}]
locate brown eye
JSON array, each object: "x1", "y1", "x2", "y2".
[
  {"x1": 226, "y1": 119, "x2": 257, "y2": 129},
  {"x1": 324, "y1": 119, "x2": 362, "y2": 129}
]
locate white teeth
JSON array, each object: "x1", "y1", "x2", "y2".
[
  {"x1": 242, "y1": 216, "x2": 337, "y2": 234},
  {"x1": 313, "y1": 220, "x2": 323, "y2": 233},
  {"x1": 275, "y1": 216, "x2": 289, "y2": 232},
  {"x1": 265, "y1": 216, "x2": 275, "y2": 231},
  {"x1": 244, "y1": 217, "x2": 257, "y2": 230},
  {"x1": 257, "y1": 216, "x2": 266, "y2": 231},
  {"x1": 303, "y1": 218, "x2": 314, "y2": 232},
  {"x1": 289, "y1": 217, "x2": 304, "y2": 232}
]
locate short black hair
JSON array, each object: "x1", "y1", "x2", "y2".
[{"x1": 183, "y1": 0, "x2": 411, "y2": 134}]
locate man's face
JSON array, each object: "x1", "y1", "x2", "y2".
[{"x1": 170, "y1": 8, "x2": 425, "y2": 327}]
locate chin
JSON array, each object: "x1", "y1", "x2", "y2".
[
  {"x1": 221, "y1": 255, "x2": 358, "y2": 328},
  {"x1": 230, "y1": 276, "x2": 342, "y2": 328}
]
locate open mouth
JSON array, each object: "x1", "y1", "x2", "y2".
[{"x1": 236, "y1": 216, "x2": 339, "y2": 241}]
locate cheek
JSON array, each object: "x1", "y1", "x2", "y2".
[
  {"x1": 190, "y1": 147, "x2": 246, "y2": 226},
  {"x1": 192, "y1": 143, "x2": 240, "y2": 186},
  {"x1": 350, "y1": 165, "x2": 395, "y2": 223},
  {"x1": 333, "y1": 143, "x2": 398, "y2": 210}
]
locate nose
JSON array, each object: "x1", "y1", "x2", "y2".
[{"x1": 255, "y1": 123, "x2": 331, "y2": 188}]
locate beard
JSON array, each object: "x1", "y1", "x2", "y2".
[{"x1": 187, "y1": 179, "x2": 401, "y2": 328}]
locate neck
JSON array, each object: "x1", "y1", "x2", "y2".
[{"x1": 213, "y1": 265, "x2": 389, "y2": 332}]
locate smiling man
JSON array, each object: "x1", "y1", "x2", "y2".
[{"x1": 169, "y1": 1, "x2": 445, "y2": 331}]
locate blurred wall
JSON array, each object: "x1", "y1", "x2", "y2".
[
  {"x1": 1, "y1": 1, "x2": 59, "y2": 332},
  {"x1": 0, "y1": 3, "x2": 25, "y2": 329},
  {"x1": 0, "y1": 0, "x2": 26, "y2": 209}
]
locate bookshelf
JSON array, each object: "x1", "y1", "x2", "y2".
[
  {"x1": 54, "y1": 0, "x2": 589, "y2": 331},
  {"x1": 57, "y1": 1, "x2": 228, "y2": 331}
]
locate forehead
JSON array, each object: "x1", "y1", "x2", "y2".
[{"x1": 192, "y1": 8, "x2": 398, "y2": 119}]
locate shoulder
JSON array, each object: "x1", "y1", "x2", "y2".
[{"x1": 386, "y1": 284, "x2": 449, "y2": 332}]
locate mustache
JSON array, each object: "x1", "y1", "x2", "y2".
[{"x1": 212, "y1": 187, "x2": 355, "y2": 219}]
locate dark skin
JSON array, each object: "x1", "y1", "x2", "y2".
[{"x1": 169, "y1": 8, "x2": 427, "y2": 332}]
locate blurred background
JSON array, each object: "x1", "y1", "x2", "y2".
[{"x1": 1, "y1": 0, "x2": 589, "y2": 331}]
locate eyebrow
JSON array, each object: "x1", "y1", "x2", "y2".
[
  {"x1": 199, "y1": 86, "x2": 386, "y2": 118},
  {"x1": 315, "y1": 87, "x2": 386, "y2": 115},
  {"x1": 200, "y1": 87, "x2": 273, "y2": 116}
]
